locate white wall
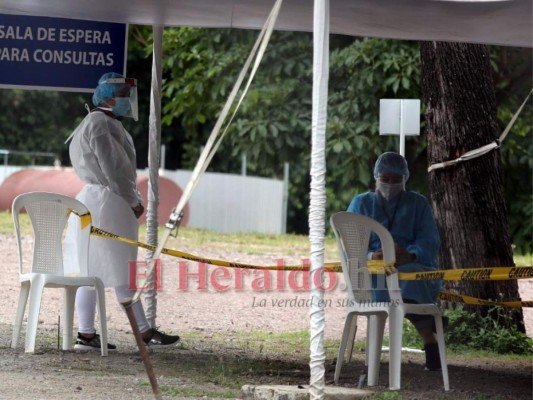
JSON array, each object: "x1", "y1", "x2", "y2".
[
  {"x1": 0, "y1": 166, "x2": 286, "y2": 234},
  {"x1": 0, "y1": 165, "x2": 31, "y2": 185},
  {"x1": 143, "y1": 169, "x2": 284, "y2": 234}
]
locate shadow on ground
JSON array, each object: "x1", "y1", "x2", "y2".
[{"x1": 0, "y1": 323, "x2": 531, "y2": 400}]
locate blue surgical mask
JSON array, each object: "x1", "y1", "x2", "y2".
[
  {"x1": 111, "y1": 97, "x2": 131, "y2": 117},
  {"x1": 376, "y1": 181, "x2": 405, "y2": 200}
]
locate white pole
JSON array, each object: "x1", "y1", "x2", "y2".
[
  {"x1": 160, "y1": 144, "x2": 166, "y2": 172},
  {"x1": 241, "y1": 153, "x2": 247, "y2": 176},
  {"x1": 399, "y1": 100, "x2": 405, "y2": 156},
  {"x1": 144, "y1": 25, "x2": 164, "y2": 326},
  {"x1": 309, "y1": 1, "x2": 329, "y2": 398},
  {"x1": 281, "y1": 162, "x2": 289, "y2": 234}
]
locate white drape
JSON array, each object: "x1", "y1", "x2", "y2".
[
  {"x1": 0, "y1": 1, "x2": 529, "y2": 47},
  {"x1": 144, "y1": 25, "x2": 164, "y2": 326},
  {"x1": 309, "y1": 1, "x2": 329, "y2": 398}
]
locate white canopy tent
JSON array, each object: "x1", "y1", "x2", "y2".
[
  {"x1": 1, "y1": 0, "x2": 531, "y2": 47},
  {"x1": 1, "y1": 1, "x2": 531, "y2": 398}
]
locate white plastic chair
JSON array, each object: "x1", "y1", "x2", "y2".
[
  {"x1": 11, "y1": 192, "x2": 108, "y2": 356},
  {"x1": 330, "y1": 211, "x2": 449, "y2": 391}
]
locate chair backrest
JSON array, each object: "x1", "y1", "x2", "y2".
[
  {"x1": 330, "y1": 211, "x2": 398, "y2": 303},
  {"x1": 12, "y1": 192, "x2": 91, "y2": 276}
]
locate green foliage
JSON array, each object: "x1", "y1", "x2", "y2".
[
  {"x1": 445, "y1": 305, "x2": 533, "y2": 354},
  {"x1": 154, "y1": 28, "x2": 426, "y2": 232},
  {"x1": 154, "y1": 31, "x2": 531, "y2": 245},
  {"x1": 0, "y1": 90, "x2": 86, "y2": 165},
  {"x1": 159, "y1": 28, "x2": 312, "y2": 228},
  {"x1": 0, "y1": 27, "x2": 530, "y2": 243},
  {"x1": 387, "y1": 306, "x2": 532, "y2": 356},
  {"x1": 160, "y1": 31, "x2": 422, "y2": 231},
  {"x1": 160, "y1": 27, "x2": 257, "y2": 169},
  {"x1": 496, "y1": 93, "x2": 532, "y2": 254},
  {"x1": 490, "y1": 46, "x2": 532, "y2": 254},
  {"x1": 401, "y1": 321, "x2": 424, "y2": 349},
  {"x1": 327, "y1": 38, "x2": 422, "y2": 216}
]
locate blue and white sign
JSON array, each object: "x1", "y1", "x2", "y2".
[{"x1": 0, "y1": 14, "x2": 127, "y2": 92}]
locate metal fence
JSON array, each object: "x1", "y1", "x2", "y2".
[
  {"x1": 0, "y1": 166, "x2": 287, "y2": 235},
  {"x1": 147, "y1": 169, "x2": 285, "y2": 235}
]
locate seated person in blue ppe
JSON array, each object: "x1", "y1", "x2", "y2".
[
  {"x1": 65, "y1": 72, "x2": 180, "y2": 351},
  {"x1": 347, "y1": 152, "x2": 444, "y2": 371}
]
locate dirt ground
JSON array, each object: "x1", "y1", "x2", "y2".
[{"x1": 0, "y1": 233, "x2": 532, "y2": 399}]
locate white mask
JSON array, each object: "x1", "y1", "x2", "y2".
[{"x1": 376, "y1": 181, "x2": 405, "y2": 200}]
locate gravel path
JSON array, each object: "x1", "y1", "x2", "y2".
[
  {"x1": 0, "y1": 233, "x2": 532, "y2": 400},
  {"x1": 1, "y1": 233, "x2": 532, "y2": 344}
]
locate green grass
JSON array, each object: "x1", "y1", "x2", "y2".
[
  {"x1": 156, "y1": 329, "x2": 531, "y2": 400},
  {"x1": 179, "y1": 330, "x2": 315, "y2": 361},
  {"x1": 156, "y1": 382, "x2": 239, "y2": 399},
  {"x1": 0, "y1": 211, "x2": 340, "y2": 261},
  {"x1": 149, "y1": 330, "x2": 323, "y2": 393},
  {"x1": 9, "y1": 327, "x2": 531, "y2": 399},
  {"x1": 4, "y1": 210, "x2": 530, "y2": 268},
  {"x1": 0, "y1": 210, "x2": 32, "y2": 235},
  {"x1": 365, "y1": 393, "x2": 402, "y2": 400},
  {"x1": 3, "y1": 212, "x2": 531, "y2": 398},
  {"x1": 177, "y1": 328, "x2": 533, "y2": 371},
  {"x1": 159, "y1": 224, "x2": 341, "y2": 262},
  {"x1": 514, "y1": 254, "x2": 533, "y2": 267},
  {"x1": 167, "y1": 225, "x2": 318, "y2": 256}
]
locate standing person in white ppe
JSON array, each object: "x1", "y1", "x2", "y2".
[{"x1": 66, "y1": 72, "x2": 180, "y2": 351}]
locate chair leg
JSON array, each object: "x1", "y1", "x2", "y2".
[
  {"x1": 346, "y1": 315, "x2": 358, "y2": 363},
  {"x1": 62, "y1": 287, "x2": 77, "y2": 351},
  {"x1": 367, "y1": 313, "x2": 386, "y2": 386},
  {"x1": 434, "y1": 316, "x2": 450, "y2": 391},
  {"x1": 388, "y1": 309, "x2": 403, "y2": 390},
  {"x1": 364, "y1": 316, "x2": 370, "y2": 367},
  {"x1": 25, "y1": 276, "x2": 45, "y2": 353},
  {"x1": 334, "y1": 312, "x2": 356, "y2": 384},
  {"x1": 95, "y1": 279, "x2": 108, "y2": 357},
  {"x1": 12, "y1": 282, "x2": 30, "y2": 349}
]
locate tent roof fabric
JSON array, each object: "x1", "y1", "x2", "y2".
[{"x1": 0, "y1": 0, "x2": 531, "y2": 47}]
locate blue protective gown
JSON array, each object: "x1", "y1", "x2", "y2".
[{"x1": 347, "y1": 190, "x2": 442, "y2": 304}]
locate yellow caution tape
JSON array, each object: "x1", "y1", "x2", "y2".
[
  {"x1": 79, "y1": 213, "x2": 92, "y2": 229},
  {"x1": 438, "y1": 292, "x2": 533, "y2": 308},
  {"x1": 325, "y1": 263, "x2": 533, "y2": 281},
  {"x1": 91, "y1": 226, "x2": 315, "y2": 271},
  {"x1": 90, "y1": 227, "x2": 398, "y2": 272},
  {"x1": 89, "y1": 226, "x2": 533, "y2": 281},
  {"x1": 400, "y1": 266, "x2": 533, "y2": 281},
  {"x1": 67, "y1": 209, "x2": 92, "y2": 229},
  {"x1": 88, "y1": 226, "x2": 533, "y2": 307}
]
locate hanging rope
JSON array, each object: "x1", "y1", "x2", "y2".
[
  {"x1": 428, "y1": 88, "x2": 532, "y2": 172},
  {"x1": 131, "y1": 0, "x2": 284, "y2": 304}
]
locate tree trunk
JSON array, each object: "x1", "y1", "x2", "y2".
[{"x1": 420, "y1": 42, "x2": 525, "y2": 332}]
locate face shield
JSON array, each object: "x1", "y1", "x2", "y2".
[{"x1": 105, "y1": 77, "x2": 138, "y2": 121}]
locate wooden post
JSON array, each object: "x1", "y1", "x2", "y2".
[{"x1": 120, "y1": 297, "x2": 162, "y2": 400}]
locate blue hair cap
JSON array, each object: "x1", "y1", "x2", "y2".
[
  {"x1": 373, "y1": 152, "x2": 410, "y2": 181},
  {"x1": 92, "y1": 72, "x2": 128, "y2": 107}
]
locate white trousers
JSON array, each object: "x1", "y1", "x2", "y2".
[{"x1": 76, "y1": 285, "x2": 151, "y2": 334}]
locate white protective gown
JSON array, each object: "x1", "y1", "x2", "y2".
[{"x1": 65, "y1": 110, "x2": 143, "y2": 287}]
